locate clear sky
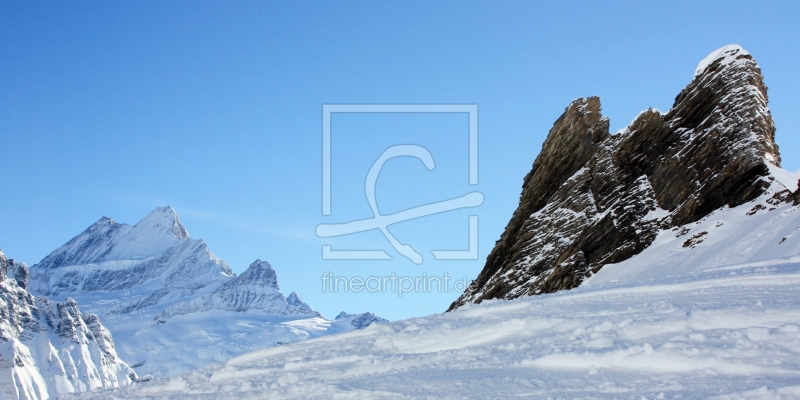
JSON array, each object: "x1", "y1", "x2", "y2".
[{"x1": 2, "y1": 1, "x2": 799, "y2": 321}]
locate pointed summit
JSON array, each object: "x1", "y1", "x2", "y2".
[
  {"x1": 286, "y1": 291, "x2": 305, "y2": 307},
  {"x1": 98, "y1": 206, "x2": 189, "y2": 261},
  {"x1": 678, "y1": 44, "x2": 779, "y2": 167},
  {"x1": 34, "y1": 207, "x2": 190, "y2": 269},
  {"x1": 34, "y1": 216, "x2": 131, "y2": 269},
  {"x1": 225, "y1": 259, "x2": 279, "y2": 289},
  {"x1": 286, "y1": 291, "x2": 318, "y2": 315},
  {"x1": 695, "y1": 44, "x2": 750, "y2": 77},
  {"x1": 450, "y1": 45, "x2": 786, "y2": 311},
  {"x1": 132, "y1": 206, "x2": 190, "y2": 240},
  {"x1": 335, "y1": 311, "x2": 354, "y2": 320}
]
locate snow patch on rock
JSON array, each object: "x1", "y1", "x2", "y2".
[{"x1": 695, "y1": 44, "x2": 750, "y2": 77}]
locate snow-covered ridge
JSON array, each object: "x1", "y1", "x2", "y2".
[
  {"x1": 27, "y1": 207, "x2": 386, "y2": 379},
  {"x1": 695, "y1": 44, "x2": 751, "y2": 77},
  {"x1": 150, "y1": 260, "x2": 321, "y2": 326},
  {"x1": 0, "y1": 249, "x2": 137, "y2": 400},
  {"x1": 34, "y1": 206, "x2": 190, "y2": 270}
]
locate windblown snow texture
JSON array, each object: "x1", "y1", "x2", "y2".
[
  {"x1": 450, "y1": 44, "x2": 784, "y2": 310},
  {"x1": 68, "y1": 188, "x2": 800, "y2": 398}
]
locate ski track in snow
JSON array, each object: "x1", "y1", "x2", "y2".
[{"x1": 72, "y1": 268, "x2": 800, "y2": 399}]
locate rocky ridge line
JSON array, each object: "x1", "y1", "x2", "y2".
[
  {"x1": 0, "y1": 249, "x2": 138, "y2": 399},
  {"x1": 449, "y1": 45, "x2": 786, "y2": 310}
]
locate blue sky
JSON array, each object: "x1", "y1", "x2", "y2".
[{"x1": 2, "y1": 1, "x2": 799, "y2": 320}]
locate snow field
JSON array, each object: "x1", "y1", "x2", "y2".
[{"x1": 73, "y1": 260, "x2": 800, "y2": 399}]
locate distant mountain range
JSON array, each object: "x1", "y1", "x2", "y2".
[{"x1": 1, "y1": 206, "x2": 385, "y2": 399}]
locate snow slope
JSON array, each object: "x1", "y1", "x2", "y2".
[
  {"x1": 74, "y1": 264, "x2": 800, "y2": 398},
  {"x1": 76, "y1": 177, "x2": 800, "y2": 399},
  {"x1": 586, "y1": 166, "x2": 800, "y2": 287}
]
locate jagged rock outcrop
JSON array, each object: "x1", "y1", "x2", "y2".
[
  {"x1": 4, "y1": 257, "x2": 29, "y2": 290},
  {"x1": 449, "y1": 45, "x2": 784, "y2": 310},
  {"x1": 151, "y1": 260, "x2": 321, "y2": 325},
  {"x1": 286, "y1": 291, "x2": 316, "y2": 315},
  {"x1": 334, "y1": 311, "x2": 389, "y2": 329},
  {"x1": 0, "y1": 249, "x2": 137, "y2": 400}
]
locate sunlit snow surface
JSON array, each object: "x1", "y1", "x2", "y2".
[
  {"x1": 695, "y1": 44, "x2": 751, "y2": 77},
  {"x1": 73, "y1": 172, "x2": 800, "y2": 399},
  {"x1": 27, "y1": 207, "x2": 370, "y2": 381}
]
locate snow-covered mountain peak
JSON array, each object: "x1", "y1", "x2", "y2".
[
  {"x1": 33, "y1": 206, "x2": 192, "y2": 270},
  {"x1": 95, "y1": 215, "x2": 114, "y2": 225},
  {"x1": 286, "y1": 291, "x2": 305, "y2": 307},
  {"x1": 97, "y1": 206, "x2": 190, "y2": 262},
  {"x1": 335, "y1": 311, "x2": 354, "y2": 320},
  {"x1": 285, "y1": 291, "x2": 318, "y2": 316},
  {"x1": 29, "y1": 206, "x2": 233, "y2": 301},
  {"x1": 27, "y1": 210, "x2": 383, "y2": 380},
  {"x1": 132, "y1": 206, "x2": 190, "y2": 240},
  {"x1": 694, "y1": 44, "x2": 750, "y2": 77},
  {"x1": 225, "y1": 259, "x2": 279, "y2": 289}
]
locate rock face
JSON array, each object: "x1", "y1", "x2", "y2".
[
  {"x1": 334, "y1": 311, "x2": 389, "y2": 329},
  {"x1": 286, "y1": 291, "x2": 317, "y2": 315},
  {"x1": 151, "y1": 260, "x2": 321, "y2": 325},
  {"x1": 449, "y1": 45, "x2": 784, "y2": 310},
  {"x1": 0, "y1": 249, "x2": 137, "y2": 400}
]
